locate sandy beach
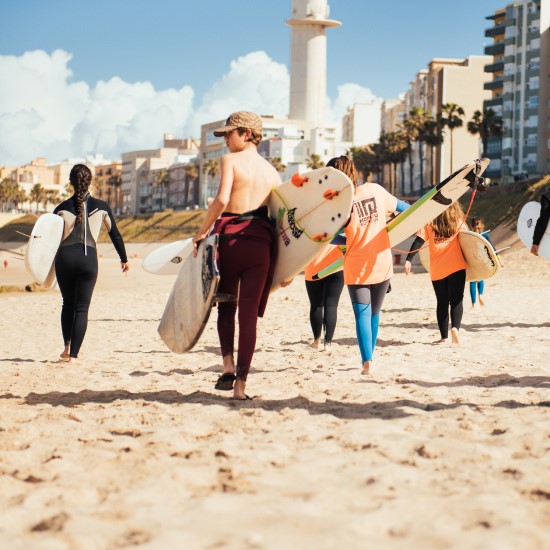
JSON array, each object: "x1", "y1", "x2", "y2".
[{"x1": 0, "y1": 239, "x2": 549, "y2": 549}]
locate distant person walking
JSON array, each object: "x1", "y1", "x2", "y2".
[
  {"x1": 469, "y1": 217, "x2": 503, "y2": 307},
  {"x1": 53, "y1": 164, "x2": 129, "y2": 363}
]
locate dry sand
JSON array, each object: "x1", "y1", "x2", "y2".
[{"x1": 0, "y1": 239, "x2": 549, "y2": 549}]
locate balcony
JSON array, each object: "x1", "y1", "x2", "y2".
[
  {"x1": 485, "y1": 42, "x2": 505, "y2": 56},
  {"x1": 485, "y1": 61, "x2": 504, "y2": 72},
  {"x1": 485, "y1": 149, "x2": 502, "y2": 160},
  {"x1": 484, "y1": 97, "x2": 503, "y2": 109},
  {"x1": 485, "y1": 25, "x2": 505, "y2": 38},
  {"x1": 527, "y1": 12, "x2": 540, "y2": 25},
  {"x1": 484, "y1": 78, "x2": 504, "y2": 91}
]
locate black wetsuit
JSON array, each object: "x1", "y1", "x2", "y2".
[
  {"x1": 53, "y1": 194, "x2": 127, "y2": 358},
  {"x1": 533, "y1": 191, "x2": 550, "y2": 246}
]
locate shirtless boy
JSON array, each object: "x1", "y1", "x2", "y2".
[{"x1": 192, "y1": 111, "x2": 282, "y2": 400}]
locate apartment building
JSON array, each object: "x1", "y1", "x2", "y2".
[
  {"x1": 484, "y1": 0, "x2": 550, "y2": 182},
  {"x1": 121, "y1": 134, "x2": 199, "y2": 214},
  {"x1": 382, "y1": 56, "x2": 491, "y2": 196},
  {"x1": 341, "y1": 101, "x2": 382, "y2": 146},
  {"x1": 10, "y1": 157, "x2": 73, "y2": 211},
  {"x1": 93, "y1": 162, "x2": 122, "y2": 213}
]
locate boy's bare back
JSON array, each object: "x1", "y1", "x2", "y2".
[{"x1": 222, "y1": 148, "x2": 281, "y2": 214}]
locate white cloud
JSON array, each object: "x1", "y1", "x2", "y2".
[
  {"x1": 0, "y1": 49, "x2": 380, "y2": 165},
  {"x1": 188, "y1": 51, "x2": 290, "y2": 131}
]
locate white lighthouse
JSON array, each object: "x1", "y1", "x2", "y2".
[{"x1": 286, "y1": 0, "x2": 341, "y2": 124}]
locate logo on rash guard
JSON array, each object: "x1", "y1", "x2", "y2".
[
  {"x1": 355, "y1": 197, "x2": 378, "y2": 226},
  {"x1": 287, "y1": 208, "x2": 303, "y2": 239}
]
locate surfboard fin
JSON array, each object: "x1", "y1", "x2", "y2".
[
  {"x1": 312, "y1": 232, "x2": 328, "y2": 241},
  {"x1": 291, "y1": 173, "x2": 309, "y2": 187},
  {"x1": 323, "y1": 189, "x2": 338, "y2": 200},
  {"x1": 466, "y1": 159, "x2": 488, "y2": 192}
]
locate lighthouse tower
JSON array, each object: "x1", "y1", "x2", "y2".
[{"x1": 286, "y1": 0, "x2": 341, "y2": 125}]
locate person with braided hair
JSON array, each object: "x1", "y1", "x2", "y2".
[{"x1": 53, "y1": 164, "x2": 129, "y2": 362}]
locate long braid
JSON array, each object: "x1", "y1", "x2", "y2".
[{"x1": 69, "y1": 164, "x2": 92, "y2": 223}]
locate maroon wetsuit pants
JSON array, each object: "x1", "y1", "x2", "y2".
[{"x1": 217, "y1": 233, "x2": 272, "y2": 381}]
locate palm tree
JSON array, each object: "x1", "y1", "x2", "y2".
[
  {"x1": 467, "y1": 108, "x2": 503, "y2": 157},
  {"x1": 410, "y1": 107, "x2": 430, "y2": 190},
  {"x1": 203, "y1": 158, "x2": 219, "y2": 206},
  {"x1": 30, "y1": 183, "x2": 45, "y2": 213},
  {"x1": 93, "y1": 174, "x2": 105, "y2": 200},
  {"x1": 306, "y1": 153, "x2": 324, "y2": 169},
  {"x1": 399, "y1": 118, "x2": 418, "y2": 194},
  {"x1": 184, "y1": 162, "x2": 199, "y2": 206},
  {"x1": 348, "y1": 146, "x2": 376, "y2": 183},
  {"x1": 44, "y1": 190, "x2": 59, "y2": 211},
  {"x1": 385, "y1": 131, "x2": 408, "y2": 195},
  {"x1": 107, "y1": 173, "x2": 123, "y2": 213},
  {"x1": 269, "y1": 157, "x2": 287, "y2": 173},
  {"x1": 421, "y1": 116, "x2": 445, "y2": 189},
  {"x1": 440, "y1": 103, "x2": 465, "y2": 173},
  {"x1": 154, "y1": 169, "x2": 170, "y2": 211}
]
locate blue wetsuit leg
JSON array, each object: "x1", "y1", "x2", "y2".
[
  {"x1": 469, "y1": 281, "x2": 477, "y2": 304},
  {"x1": 351, "y1": 302, "x2": 373, "y2": 362}
]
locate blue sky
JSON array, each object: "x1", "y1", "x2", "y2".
[{"x1": 0, "y1": 0, "x2": 506, "y2": 164}]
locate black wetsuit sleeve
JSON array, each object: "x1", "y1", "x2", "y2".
[
  {"x1": 533, "y1": 192, "x2": 550, "y2": 246},
  {"x1": 406, "y1": 236, "x2": 425, "y2": 262},
  {"x1": 105, "y1": 207, "x2": 128, "y2": 263}
]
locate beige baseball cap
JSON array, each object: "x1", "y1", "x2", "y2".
[{"x1": 213, "y1": 111, "x2": 263, "y2": 136}]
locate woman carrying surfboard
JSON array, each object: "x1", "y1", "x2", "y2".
[
  {"x1": 404, "y1": 203, "x2": 467, "y2": 344},
  {"x1": 304, "y1": 244, "x2": 345, "y2": 353},
  {"x1": 53, "y1": 164, "x2": 129, "y2": 363},
  {"x1": 328, "y1": 156, "x2": 409, "y2": 375},
  {"x1": 191, "y1": 111, "x2": 282, "y2": 400}
]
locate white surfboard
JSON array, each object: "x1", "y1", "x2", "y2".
[
  {"x1": 269, "y1": 166, "x2": 353, "y2": 290},
  {"x1": 158, "y1": 234, "x2": 219, "y2": 353},
  {"x1": 419, "y1": 230, "x2": 500, "y2": 282},
  {"x1": 310, "y1": 159, "x2": 491, "y2": 280},
  {"x1": 517, "y1": 201, "x2": 550, "y2": 258},
  {"x1": 387, "y1": 158, "x2": 490, "y2": 246},
  {"x1": 25, "y1": 213, "x2": 64, "y2": 287},
  {"x1": 142, "y1": 238, "x2": 193, "y2": 275}
]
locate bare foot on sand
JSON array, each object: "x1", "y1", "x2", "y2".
[
  {"x1": 309, "y1": 338, "x2": 321, "y2": 350},
  {"x1": 451, "y1": 327, "x2": 460, "y2": 344},
  {"x1": 323, "y1": 342, "x2": 332, "y2": 355},
  {"x1": 361, "y1": 360, "x2": 373, "y2": 375},
  {"x1": 233, "y1": 379, "x2": 251, "y2": 400},
  {"x1": 60, "y1": 344, "x2": 70, "y2": 359},
  {"x1": 479, "y1": 295, "x2": 485, "y2": 306},
  {"x1": 434, "y1": 338, "x2": 447, "y2": 344}
]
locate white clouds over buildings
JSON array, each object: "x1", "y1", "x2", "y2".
[{"x1": 0, "y1": 49, "x2": 380, "y2": 165}]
